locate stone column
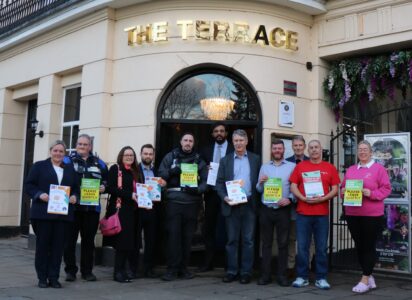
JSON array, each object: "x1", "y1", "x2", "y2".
[
  {"x1": 0, "y1": 88, "x2": 26, "y2": 227},
  {"x1": 34, "y1": 75, "x2": 63, "y2": 161}
]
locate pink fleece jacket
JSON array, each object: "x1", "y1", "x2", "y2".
[{"x1": 341, "y1": 162, "x2": 391, "y2": 216}]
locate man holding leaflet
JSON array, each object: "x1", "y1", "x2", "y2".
[
  {"x1": 63, "y1": 134, "x2": 108, "y2": 282},
  {"x1": 199, "y1": 123, "x2": 233, "y2": 272},
  {"x1": 158, "y1": 133, "x2": 208, "y2": 281},
  {"x1": 131, "y1": 144, "x2": 166, "y2": 278},
  {"x1": 289, "y1": 140, "x2": 339, "y2": 290},
  {"x1": 216, "y1": 129, "x2": 260, "y2": 284},
  {"x1": 256, "y1": 139, "x2": 295, "y2": 286}
]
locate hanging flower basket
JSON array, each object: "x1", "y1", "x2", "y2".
[{"x1": 323, "y1": 50, "x2": 412, "y2": 121}]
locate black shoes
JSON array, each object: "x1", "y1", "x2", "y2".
[
  {"x1": 239, "y1": 274, "x2": 251, "y2": 284},
  {"x1": 82, "y1": 273, "x2": 97, "y2": 281},
  {"x1": 38, "y1": 280, "x2": 48, "y2": 288},
  {"x1": 287, "y1": 268, "x2": 296, "y2": 280},
  {"x1": 277, "y1": 276, "x2": 290, "y2": 287},
  {"x1": 161, "y1": 271, "x2": 178, "y2": 281},
  {"x1": 113, "y1": 272, "x2": 132, "y2": 283},
  {"x1": 257, "y1": 277, "x2": 272, "y2": 285},
  {"x1": 38, "y1": 279, "x2": 62, "y2": 288},
  {"x1": 222, "y1": 273, "x2": 239, "y2": 283},
  {"x1": 179, "y1": 270, "x2": 195, "y2": 280},
  {"x1": 49, "y1": 280, "x2": 62, "y2": 288},
  {"x1": 65, "y1": 273, "x2": 76, "y2": 282},
  {"x1": 197, "y1": 265, "x2": 214, "y2": 273},
  {"x1": 144, "y1": 269, "x2": 158, "y2": 278},
  {"x1": 161, "y1": 270, "x2": 194, "y2": 281}
]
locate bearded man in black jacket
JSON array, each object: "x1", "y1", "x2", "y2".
[{"x1": 158, "y1": 132, "x2": 208, "y2": 281}]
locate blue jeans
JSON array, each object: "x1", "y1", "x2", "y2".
[
  {"x1": 225, "y1": 205, "x2": 256, "y2": 275},
  {"x1": 296, "y1": 214, "x2": 329, "y2": 280}
]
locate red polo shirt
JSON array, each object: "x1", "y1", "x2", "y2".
[{"x1": 289, "y1": 160, "x2": 340, "y2": 216}]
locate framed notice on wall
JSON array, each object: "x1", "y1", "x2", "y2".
[{"x1": 278, "y1": 100, "x2": 294, "y2": 128}]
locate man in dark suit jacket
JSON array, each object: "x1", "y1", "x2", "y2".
[
  {"x1": 199, "y1": 122, "x2": 234, "y2": 272},
  {"x1": 216, "y1": 129, "x2": 260, "y2": 284},
  {"x1": 285, "y1": 135, "x2": 310, "y2": 278},
  {"x1": 133, "y1": 144, "x2": 167, "y2": 278}
]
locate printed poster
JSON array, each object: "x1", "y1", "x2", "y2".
[
  {"x1": 375, "y1": 204, "x2": 410, "y2": 272},
  {"x1": 302, "y1": 170, "x2": 324, "y2": 198},
  {"x1": 226, "y1": 179, "x2": 247, "y2": 205},
  {"x1": 343, "y1": 179, "x2": 363, "y2": 207},
  {"x1": 180, "y1": 163, "x2": 198, "y2": 188},
  {"x1": 264, "y1": 177, "x2": 282, "y2": 203},
  {"x1": 47, "y1": 184, "x2": 70, "y2": 215},
  {"x1": 136, "y1": 183, "x2": 153, "y2": 209},
  {"x1": 145, "y1": 177, "x2": 162, "y2": 202},
  {"x1": 80, "y1": 178, "x2": 100, "y2": 206},
  {"x1": 365, "y1": 133, "x2": 410, "y2": 201}
]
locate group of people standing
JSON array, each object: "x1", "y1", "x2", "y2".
[{"x1": 25, "y1": 124, "x2": 391, "y2": 294}]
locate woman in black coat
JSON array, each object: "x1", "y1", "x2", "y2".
[
  {"x1": 105, "y1": 146, "x2": 143, "y2": 282},
  {"x1": 24, "y1": 140, "x2": 79, "y2": 288}
]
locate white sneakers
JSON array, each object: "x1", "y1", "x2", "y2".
[
  {"x1": 315, "y1": 279, "x2": 331, "y2": 290},
  {"x1": 292, "y1": 277, "x2": 331, "y2": 290},
  {"x1": 292, "y1": 277, "x2": 309, "y2": 288}
]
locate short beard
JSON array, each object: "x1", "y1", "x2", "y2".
[{"x1": 215, "y1": 137, "x2": 226, "y2": 145}]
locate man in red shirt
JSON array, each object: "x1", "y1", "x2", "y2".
[{"x1": 289, "y1": 140, "x2": 340, "y2": 290}]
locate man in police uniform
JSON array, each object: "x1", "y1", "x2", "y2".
[
  {"x1": 63, "y1": 134, "x2": 108, "y2": 282},
  {"x1": 158, "y1": 132, "x2": 208, "y2": 281}
]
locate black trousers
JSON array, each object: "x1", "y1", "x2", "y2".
[
  {"x1": 115, "y1": 249, "x2": 134, "y2": 276},
  {"x1": 138, "y1": 208, "x2": 157, "y2": 271},
  {"x1": 166, "y1": 201, "x2": 199, "y2": 273},
  {"x1": 259, "y1": 205, "x2": 291, "y2": 279},
  {"x1": 346, "y1": 215, "x2": 383, "y2": 276},
  {"x1": 31, "y1": 219, "x2": 69, "y2": 281},
  {"x1": 64, "y1": 210, "x2": 100, "y2": 275},
  {"x1": 203, "y1": 190, "x2": 221, "y2": 267}
]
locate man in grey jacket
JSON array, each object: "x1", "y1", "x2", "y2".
[{"x1": 216, "y1": 129, "x2": 260, "y2": 284}]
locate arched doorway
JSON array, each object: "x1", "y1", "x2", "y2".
[
  {"x1": 155, "y1": 64, "x2": 262, "y2": 265},
  {"x1": 156, "y1": 64, "x2": 262, "y2": 163}
]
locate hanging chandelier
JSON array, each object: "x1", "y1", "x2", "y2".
[{"x1": 200, "y1": 97, "x2": 235, "y2": 120}]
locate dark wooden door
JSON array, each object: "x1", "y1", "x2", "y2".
[{"x1": 20, "y1": 99, "x2": 37, "y2": 235}]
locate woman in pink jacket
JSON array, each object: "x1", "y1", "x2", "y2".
[{"x1": 341, "y1": 140, "x2": 391, "y2": 294}]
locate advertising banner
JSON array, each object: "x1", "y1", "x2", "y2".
[
  {"x1": 365, "y1": 133, "x2": 411, "y2": 273},
  {"x1": 375, "y1": 204, "x2": 410, "y2": 272}
]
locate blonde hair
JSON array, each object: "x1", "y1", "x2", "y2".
[{"x1": 49, "y1": 140, "x2": 67, "y2": 151}]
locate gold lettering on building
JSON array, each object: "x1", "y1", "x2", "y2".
[
  {"x1": 152, "y1": 22, "x2": 168, "y2": 42},
  {"x1": 125, "y1": 20, "x2": 298, "y2": 51},
  {"x1": 233, "y1": 22, "x2": 250, "y2": 42},
  {"x1": 286, "y1": 31, "x2": 298, "y2": 51},
  {"x1": 270, "y1": 27, "x2": 285, "y2": 48},
  {"x1": 196, "y1": 21, "x2": 211, "y2": 40},
  {"x1": 177, "y1": 20, "x2": 193, "y2": 40},
  {"x1": 213, "y1": 21, "x2": 230, "y2": 41},
  {"x1": 253, "y1": 25, "x2": 269, "y2": 45}
]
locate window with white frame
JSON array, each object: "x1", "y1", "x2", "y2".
[{"x1": 62, "y1": 86, "x2": 81, "y2": 152}]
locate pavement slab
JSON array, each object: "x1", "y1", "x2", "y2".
[{"x1": 1, "y1": 237, "x2": 412, "y2": 300}]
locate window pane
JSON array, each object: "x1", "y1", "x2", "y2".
[
  {"x1": 62, "y1": 126, "x2": 71, "y2": 149},
  {"x1": 71, "y1": 125, "x2": 79, "y2": 150},
  {"x1": 64, "y1": 87, "x2": 81, "y2": 122},
  {"x1": 161, "y1": 74, "x2": 257, "y2": 121}
]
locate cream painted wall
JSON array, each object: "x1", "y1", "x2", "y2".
[
  {"x1": 316, "y1": 0, "x2": 412, "y2": 59},
  {"x1": 0, "y1": 0, "x2": 341, "y2": 226}
]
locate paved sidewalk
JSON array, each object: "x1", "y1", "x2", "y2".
[{"x1": 1, "y1": 237, "x2": 412, "y2": 300}]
